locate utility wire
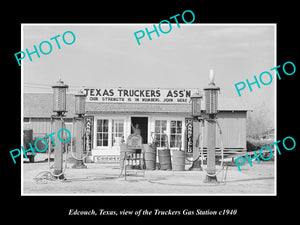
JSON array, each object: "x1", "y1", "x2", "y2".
[
  {"x1": 24, "y1": 82, "x2": 82, "y2": 88},
  {"x1": 24, "y1": 85, "x2": 79, "y2": 93}
]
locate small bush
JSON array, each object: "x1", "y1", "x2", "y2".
[{"x1": 246, "y1": 138, "x2": 274, "y2": 152}]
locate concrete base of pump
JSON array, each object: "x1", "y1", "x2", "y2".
[
  {"x1": 204, "y1": 174, "x2": 218, "y2": 183},
  {"x1": 189, "y1": 160, "x2": 203, "y2": 171},
  {"x1": 53, "y1": 170, "x2": 65, "y2": 180},
  {"x1": 72, "y1": 160, "x2": 87, "y2": 169}
]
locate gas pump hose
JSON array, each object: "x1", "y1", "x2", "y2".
[
  {"x1": 33, "y1": 116, "x2": 68, "y2": 182},
  {"x1": 183, "y1": 118, "x2": 225, "y2": 177},
  {"x1": 70, "y1": 116, "x2": 90, "y2": 161},
  {"x1": 185, "y1": 122, "x2": 204, "y2": 164},
  {"x1": 205, "y1": 119, "x2": 225, "y2": 177},
  {"x1": 47, "y1": 116, "x2": 68, "y2": 178}
]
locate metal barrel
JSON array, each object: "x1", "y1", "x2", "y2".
[
  {"x1": 143, "y1": 144, "x2": 156, "y2": 170},
  {"x1": 172, "y1": 150, "x2": 186, "y2": 171},
  {"x1": 158, "y1": 149, "x2": 172, "y2": 170}
]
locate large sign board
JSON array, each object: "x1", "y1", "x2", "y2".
[{"x1": 84, "y1": 88, "x2": 199, "y2": 104}]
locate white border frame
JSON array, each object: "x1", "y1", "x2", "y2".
[{"x1": 21, "y1": 23, "x2": 277, "y2": 196}]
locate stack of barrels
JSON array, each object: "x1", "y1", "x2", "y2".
[
  {"x1": 120, "y1": 141, "x2": 186, "y2": 171},
  {"x1": 142, "y1": 144, "x2": 186, "y2": 171},
  {"x1": 142, "y1": 143, "x2": 157, "y2": 170}
]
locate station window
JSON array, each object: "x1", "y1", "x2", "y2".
[
  {"x1": 170, "y1": 120, "x2": 182, "y2": 148},
  {"x1": 112, "y1": 119, "x2": 124, "y2": 146},
  {"x1": 96, "y1": 119, "x2": 109, "y2": 147},
  {"x1": 154, "y1": 120, "x2": 167, "y2": 147}
]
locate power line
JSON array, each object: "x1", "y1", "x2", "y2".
[
  {"x1": 24, "y1": 82, "x2": 51, "y2": 86},
  {"x1": 24, "y1": 82, "x2": 82, "y2": 88},
  {"x1": 24, "y1": 86, "x2": 50, "y2": 90},
  {"x1": 24, "y1": 85, "x2": 79, "y2": 92}
]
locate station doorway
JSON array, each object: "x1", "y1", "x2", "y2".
[{"x1": 131, "y1": 117, "x2": 148, "y2": 144}]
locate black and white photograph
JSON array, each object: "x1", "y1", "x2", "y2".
[
  {"x1": 21, "y1": 24, "x2": 276, "y2": 195},
  {"x1": 4, "y1": 4, "x2": 298, "y2": 223}
]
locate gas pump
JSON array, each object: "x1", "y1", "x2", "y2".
[
  {"x1": 203, "y1": 70, "x2": 223, "y2": 183},
  {"x1": 49, "y1": 78, "x2": 69, "y2": 179},
  {"x1": 33, "y1": 78, "x2": 70, "y2": 182},
  {"x1": 187, "y1": 92, "x2": 204, "y2": 171},
  {"x1": 71, "y1": 89, "x2": 89, "y2": 168},
  {"x1": 187, "y1": 70, "x2": 225, "y2": 183}
]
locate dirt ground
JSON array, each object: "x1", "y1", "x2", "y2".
[{"x1": 22, "y1": 155, "x2": 275, "y2": 195}]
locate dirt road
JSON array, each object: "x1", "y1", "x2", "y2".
[{"x1": 22, "y1": 159, "x2": 275, "y2": 195}]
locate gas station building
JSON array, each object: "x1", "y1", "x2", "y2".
[{"x1": 23, "y1": 88, "x2": 250, "y2": 162}]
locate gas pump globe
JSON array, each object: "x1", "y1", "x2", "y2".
[
  {"x1": 190, "y1": 92, "x2": 202, "y2": 118},
  {"x1": 75, "y1": 89, "x2": 86, "y2": 116},
  {"x1": 52, "y1": 78, "x2": 69, "y2": 115}
]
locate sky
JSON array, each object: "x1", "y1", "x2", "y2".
[{"x1": 22, "y1": 24, "x2": 275, "y2": 124}]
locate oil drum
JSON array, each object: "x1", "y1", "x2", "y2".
[
  {"x1": 143, "y1": 144, "x2": 156, "y2": 170},
  {"x1": 158, "y1": 149, "x2": 172, "y2": 170},
  {"x1": 172, "y1": 150, "x2": 186, "y2": 171}
]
